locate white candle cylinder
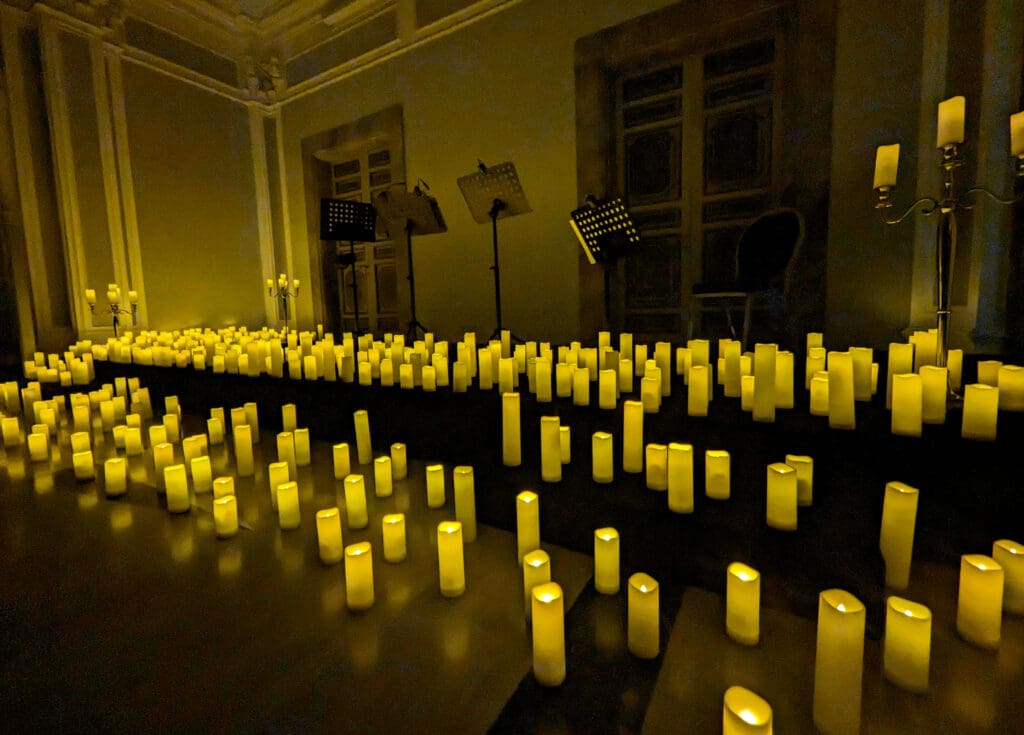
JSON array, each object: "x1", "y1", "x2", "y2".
[
  {"x1": 453, "y1": 465, "x2": 477, "y2": 542},
  {"x1": 992, "y1": 539, "x2": 1024, "y2": 614},
  {"x1": 726, "y1": 562, "x2": 760, "y2": 645},
  {"x1": 277, "y1": 481, "x2": 300, "y2": 529},
  {"x1": 316, "y1": 507, "x2": 343, "y2": 564},
  {"x1": 752, "y1": 343, "x2": 776, "y2": 422},
  {"x1": 594, "y1": 527, "x2": 620, "y2": 595},
  {"x1": 243, "y1": 401, "x2": 260, "y2": 440},
  {"x1": 774, "y1": 350, "x2": 794, "y2": 409},
  {"x1": 213, "y1": 476, "x2": 235, "y2": 499},
  {"x1": 70, "y1": 431, "x2": 91, "y2": 454},
  {"x1": 353, "y1": 409, "x2": 372, "y2": 464},
  {"x1": 879, "y1": 481, "x2": 919, "y2": 590},
  {"x1": 535, "y1": 357, "x2": 552, "y2": 402},
  {"x1": 1, "y1": 416, "x2": 22, "y2": 447},
  {"x1": 723, "y1": 686, "x2": 773, "y2": 735},
  {"x1": 523, "y1": 549, "x2": 551, "y2": 619},
  {"x1": 572, "y1": 367, "x2": 590, "y2": 406},
  {"x1": 502, "y1": 392, "x2": 522, "y2": 467},
  {"x1": 191, "y1": 456, "x2": 213, "y2": 494},
  {"x1": 622, "y1": 400, "x2": 644, "y2": 473},
  {"x1": 936, "y1": 95, "x2": 966, "y2": 147},
  {"x1": 765, "y1": 462, "x2": 797, "y2": 530},
  {"x1": 948, "y1": 348, "x2": 963, "y2": 390},
  {"x1": 618, "y1": 357, "x2": 633, "y2": 393},
  {"x1": 920, "y1": 365, "x2": 947, "y2": 424},
  {"x1": 344, "y1": 541, "x2": 374, "y2": 610},
  {"x1": 373, "y1": 456, "x2": 393, "y2": 497},
  {"x1": 891, "y1": 373, "x2": 923, "y2": 437},
  {"x1": 598, "y1": 369, "x2": 617, "y2": 409},
  {"x1": 873, "y1": 142, "x2": 900, "y2": 189},
  {"x1": 531, "y1": 582, "x2": 565, "y2": 686},
  {"x1": 722, "y1": 340, "x2": 741, "y2": 398},
  {"x1": 997, "y1": 364, "x2": 1024, "y2": 411},
  {"x1": 382, "y1": 513, "x2": 406, "y2": 562},
  {"x1": 344, "y1": 474, "x2": 368, "y2": 529},
  {"x1": 104, "y1": 457, "x2": 128, "y2": 496},
  {"x1": 956, "y1": 554, "x2": 1003, "y2": 649},
  {"x1": 813, "y1": 589, "x2": 865, "y2": 735},
  {"x1": 206, "y1": 417, "x2": 224, "y2": 446},
  {"x1": 806, "y1": 346, "x2": 826, "y2": 389},
  {"x1": 884, "y1": 595, "x2": 932, "y2": 693},
  {"x1": 389, "y1": 442, "x2": 407, "y2": 480},
  {"x1": 540, "y1": 416, "x2": 561, "y2": 482},
  {"x1": 687, "y1": 364, "x2": 709, "y2": 417},
  {"x1": 645, "y1": 443, "x2": 668, "y2": 491},
  {"x1": 333, "y1": 442, "x2": 351, "y2": 479},
  {"x1": 977, "y1": 359, "x2": 1002, "y2": 386},
  {"x1": 266, "y1": 461, "x2": 289, "y2": 510},
  {"x1": 164, "y1": 464, "x2": 190, "y2": 513},
  {"x1": 810, "y1": 373, "x2": 829, "y2": 416},
  {"x1": 666, "y1": 442, "x2": 694, "y2": 513},
  {"x1": 628, "y1": 572, "x2": 659, "y2": 659},
  {"x1": 498, "y1": 357, "x2": 515, "y2": 394},
  {"x1": 555, "y1": 362, "x2": 573, "y2": 397},
  {"x1": 827, "y1": 351, "x2": 856, "y2": 429},
  {"x1": 592, "y1": 431, "x2": 613, "y2": 483},
  {"x1": 425, "y1": 464, "x2": 446, "y2": 508},
  {"x1": 740, "y1": 374, "x2": 755, "y2": 411},
  {"x1": 516, "y1": 490, "x2": 540, "y2": 564},
  {"x1": 233, "y1": 424, "x2": 254, "y2": 477},
  {"x1": 705, "y1": 450, "x2": 730, "y2": 500},
  {"x1": 850, "y1": 346, "x2": 873, "y2": 402},
  {"x1": 640, "y1": 375, "x2": 660, "y2": 413},
  {"x1": 437, "y1": 521, "x2": 465, "y2": 597},
  {"x1": 281, "y1": 403, "x2": 297, "y2": 432},
  {"x1": 559, "y1": 425, "x2": 570, "y2": 464},
  {"x1": 961, "y1": 384, "x2": 998, "y2": 440},
  {"x1": 213, "y1": 495, "x2": 239, "y2": 538},
  {"x1": 452, "y1": 361, "x2": 467, "y2": 392},
  {"x1": 785, "y1": 454, "x2": 814, "y2": 507},
  {"x1": 276, "y1": 431, "x2": 297, "y2": 478},
  {"x1": 293, "y1": 428, "x2": 311, "y2": 467},
  {"x1": 27, "y1": 432, "x2": 46, "y2": 462}
]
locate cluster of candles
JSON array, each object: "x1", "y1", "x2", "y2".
[{"x1": 84, "y1": 283, "x2": 140, "y2": 309}]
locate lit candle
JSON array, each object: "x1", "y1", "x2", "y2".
[
  {"x1": 315, "y1": 507, "x2": 343, "y2": 563},
  {"x1": 723, "y1": 686, "x2": 772, "y2": 735},
  {"x1": 810, "y1": 372, "x2": 829, "y2": 415},
  {"x1": 891, "y1": 373, "x2": 922, "y2": 437},
  {"x1": 555, "y1": 362, "x2": 573, "y2": 397},
  {"x1": 523, "y1": 549, "x2": 551, "y2": 619},
  {"x1": 774, "y1": 350, "x2": 794, "y2": 409},
  {"x1": 352, "y1": 409, "x2": 372, "y2": 464},
  {"x1": 531, "y1": 582, "x2": 565, "y2": 686},
  {"x1": 344, "y1": 474, "x2": 368, "y2": 529},
  {"x1": 948, "y1": 348, "x2": 963, "y2": 390},
  {"x1": 640, "y1": 375, "x2": 659, "y2": 413},
  {"x1": 726, "y1": 562, "x2": 760, "y2": 645},
  {"x1": 164, "y1": 464, "x2": 190, "y2": 513},
  {"x1": 27, "y1": 431, "x2": 47, "y2": 462},
  {"x1": 765, "y1": 462, "x2": 797, "y2": 531},
  {"x1": 645, "y1": 443, "x2": 668, "y2": 491},
  {"x1": 437, "y1": 521, "x2": 465, "y2": 597},
  {"x1": 452, "y1": 361, "x2": 467, "y2": 392},
  {"x1": 233, "y1": 424, "x2": 254, "y2": 477},
  {"x1": 503, "y1": 392, "x2": 521, "y2": 466},
  {"x1": 998, "y1": 364, "x2": 1024, "y2": 411},
  {"x1": 879, "y1": 481, "x2": 919, "y2": 590},
  {"x1": 687, "y1": 364, "x2": 709, "y2": 417},
  {"x1": 618, "y1": 357, "x2": 633, "y2": 393},
  {"x1": 936, "y1": 95, "x2": 966, "y2": 148},
  {"x1": 884, "y1": 595, "x2": 931, "y2": 693},
  {"x1": 373, "y1": 456, "x2": 393, "y2": 497},
  {"x1": 206, "y1": 417, "x2": 224, "y2": 446},
  {"x1": 357, "y1": 360, "x2": 372, "y2": 385},
  {"x1": 293, "y1": 428, "x2": 311, "y2": 467},
  {"x1": 281, "y1": 403, "x2": 297, "y2": 432},
  {"x1": 628, "y1": 572, "x2": 659, "y2": 659},
  {"x1": 705, "y1": 449, "x2": 730, "y2": 500},
  {"x1": 182, "y1": 434, "x2": 205, "y2": 471},
  {"x1": 425, "y1": 464, "x2": 446, "y2": 509},
  {"x1": 785, "y1": 454, "x2": 814, "y2": 507},
  {"x1": 266, "y1": 461, "x2": 289, "y2": 510},
  {"x1": 99, "y1": 400, "x2": 115, "y2": 431},
  {"x1": 622, "y1": 400, "x2": 644, "y2": 473},
  {"x1": 961, "y1": 384, "x2": 998, "y2": 440},
  {"x1": 598, "y1": 369, "x2": 617, "y2": 409},
  {"x1": 571, "y1": 366, "x2": 589, "y2": 407},
  {"x1": 813, "y1": 589, "x2": 865, "y2": 735},
  {"x1": 740, "y1": 375, "x2": 755, "y2": 411},
  {"x1": 827, "y1": 351, "x2": 856, "y2": 429},
  {"x1": 540, "y1": 416, "x2": 561, "y2": 482},
  {"x1": 976, "y1": 359, "x2": 1001, "y2": 386},
  {"x1": 516, "y1": 490, "x2": 540, "y2": 564},
  {"x1": 453, "y1": 465, "x2": 477, "y2": 542},
  {"x1": 70, "y1": 431, "x2": 91, "y2": 454},
  {"x1": 806, "y1": 346, "x2": 826, "y2": 389},
  {"x1": 498, "y1": 356, "x2": 515, "y2": 394},
  {"x1": 213, "y1": 495, "x2": 238, "y2": 538},
  {"x1": 559, "y1": 425, "x2": 570, "y2": 464},
  {"x1": 752, "y1": 343, "x2": 776, "y2": 422},
  {"x1": 213, "y1": 476, "x2": 235, "y2": 499},
  {"x1": 276, "y1": 431, "x2": 296, "y2": 478},
  {"x1": 1012, "y1": 110, "x2": 1024, "y2": 157},
  {"x1": 162, "y1": 413, "x2": 180, "y2": 443},
  {"x1": 344, "y1": 542, "x2": 374, "y2": 611},
  {"x1": 1, "y1": 416, "x2": 21, "y2": 447},
  {"x1": 191, "y1": 456, "x2": 212, "y2": 494},
  {"x1": 242, "y1": 401, "x2": 259, "y2": 440},
  {"x1": 592, "y1": 431, "x2": 613, "y2": 483},
  {"x1": 956, "y1": 554, "x2": 1003, "y2": 649},
  {"x1": 382, "y1": 513, "x2": 406, "y2": 562},
  {"x1": 661, "y1": 442, "x2": 694, "y2": 513},
  {"x1": 992, "y1": 539, "x2": 1023, "y2": 614},
  {"x1": 104, "y1": 457, "x2": 127, "y2": 496},
  {"x1": 399, "y1": 363, "x2": 414, "y2": 389},
  {"x1": 333, "y1": 442, "x2": 351, "y2": 480},
  {"x1": 920, "y1": 365, "x2": 947, "y2": 424},
  {"x1": 276, "y1": 481, "x2": 300, "y2": 529},
  {"x1": 535, "y1": 357, "x2": 552, "y2": 402},
  {"x1": 85, "y1": 288, "x2": 97, "y2": 305},
  {"x1": 873, "y1": 143, "x2": 900, "y2": 189}
]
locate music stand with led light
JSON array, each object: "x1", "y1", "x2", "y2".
[
  {"x1": 320, "y1": 198, "x2": 377, "y2": 334},
  {"x1": 569, "y1": 197, "x2": 640, "y2": 264}
]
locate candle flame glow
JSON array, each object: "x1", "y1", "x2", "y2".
[{"x1": 739, "y1": 709, "x2": 759, "y2": 725}]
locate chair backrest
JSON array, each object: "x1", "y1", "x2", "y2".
[{"x1": 735, "y1": 207, "x2": 804, "y2": 291}]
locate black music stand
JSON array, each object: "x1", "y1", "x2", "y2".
[
  {"x1": 570, "y1": 197, "x2": 640, "y2": 264},
  {"x1": 374, "y1": 185, "x2": 447, "y2": 340},
  {"x1": 457, "y1": 161, "x2": 531, "y2": 342},
  {"x1": 320, "y1": 199, "x2": 377, "y2": 334}
]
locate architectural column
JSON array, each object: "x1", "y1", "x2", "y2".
[{"x1": 248, "y1": 103, "x2": 280, "y2": 325}]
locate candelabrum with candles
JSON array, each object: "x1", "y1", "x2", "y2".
[
  {"x1": 873, "y1": 98, "x2": 1024, "y2": 394},
  {"x1": 85, "y1": 284, "x2": 138, "y2": 337},
  {"x1": 266, "y1": 273, "x2": 300, "y2": 323}
]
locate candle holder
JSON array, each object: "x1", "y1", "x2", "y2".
[
  {"x1": 874, "y1": 99, "x2": 1024, "y2": 396},
  {"x1": 86, "y1": 285, "x2": 138, "y2": 337},
  {"x1": 266, "y1": 273, "x2": 300, "y2": 323}
]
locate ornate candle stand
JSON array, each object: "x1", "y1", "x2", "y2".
[
  {"x1": 86, "y1": 286, "x2": 138, "y2": 338},
  {"x1": 267, "y1": 274, "x2": 300, "y2": 323}
]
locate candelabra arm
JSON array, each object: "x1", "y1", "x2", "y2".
[
  {"x1": 876, "y1": 197, "x2": 940, "y2": 225},
  {"x1": 959, "y1": 186, "x2": 1024, "y2": 209}
]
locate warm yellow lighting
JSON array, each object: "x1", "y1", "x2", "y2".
[
  {"x1": 726, "y1": 562, "x2": 760, "y2": 646},
  {"x1": 522, "y1": 549, "x2": 551, "y2": 619},
  {"x1": 936, "y1": 95, "x2": 966, "y2": 148},
  {"x1": 645, "y1": 443, "x2": 668, "y2": 491},
  {"x1": 666, "y1": 442, "x2": 694, "y2": 513},
  {"x1": 164, "y1": 464, "x2": 190, "y2": 513},
  {"x1": 705, "y1": 449, "x2": 730, "y2": 500},
  {"x1": 516, "y1": 490, "x2": 540, "y2": 564},
  {"x1": 891, "y1": 373, "x2": 922, "y2": 437},
  {"x1": 723, "y1": 686, "x2": 773, "y2": 734},
  {"x1": 437, "y1": 521, "x2": 465, "y2": 597},
  {"x1": 233, "y1": 424, "x2": 254, "y2": 477},
  {"x1": 765, "y1": 462, "x2": 797, "y2": 530},
  {"x1": 880, "y1": 481, "x2": 919, "y2": 590},
  {"x1": 276, "y1": 481, "x2": 300, "y2": 529},
  {"x1": 813, "y1": 589, "x2": 865, "y2": 735},
  {"x1": 344, "y1": 474, "x2": 368, "y2": 529},
  {"x1": 531, "y1": 582, "x2": 565, "y2": 686},
  {"x1": 592, "y1": 431, "x2": 613, "y2": 483},
  {"x1": 502, "y1": 392, "x2": 521, "y2": 466},
  {"x1": 373, "y1": 456, "x2": 393, "y2": 497},
  {"x1": 213, "y1": 476, "x2": 235, "y2": 499},
  {"x1": 390, "y1": 442, "x2": 407, "y2": 479},
  {"x1": 752, "y1": 343, "x2": 776, "y2": 422},
  {"x1": 873, "y1": 143, "x2": 900, "y2": 189},
  {"x1": 353, "y1": 409, "x2": 372, "y2": 464},
  {"x1": 992, "y1": 539, "x2": 1024, "y2": 614},
  {"x1": 453, "y1": 466, "x2": 477, "y2": 542},
  {"x1": 382, "y1": 513, "x2": 406, "y2": 563},
  {"x1": 594, "y1": 527, "x2": 619, "y2": 595},
  {"x1": 332, "y1": 442, "x2": 351, "y2": 480},
  {"x1": 628, "y1": 572, "x2": 659, "y2": 659},
  {"x1": 687, "y1": 364, "x2": 709, "y2": 417},
  {"x1": 344, "y1": 541, "x2": 374, "y2": 611},
  {"x1": 622, "y1": 400, "x2": 644, "y2": 473},
  {"x1": 214, "y1": 495, "x2": 239, "y2": 538},
  {"x1": 884, "y1": 595, "x2": 931, "y2": 693},
  {"x1": 540, "y1": 416, "x2": 561, "y2": 482},
  {"x1": 961, "y1": 384, "x2": 998, "y2": 440},
  {"x1": 957, "y1": 554, "x2": 1003, "y2": 648},
  {"x1": 827, "y1": 351, "x2": 856, "y2": 429}
]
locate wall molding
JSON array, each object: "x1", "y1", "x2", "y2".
[{"x1": 248, "y1": 104, "x2": 280, "y2": 326}]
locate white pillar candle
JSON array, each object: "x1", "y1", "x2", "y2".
[
  {"x1": 380, "y1": 358, "x2": 395, "y2": 386},
  {"x1": 992, "y1": 539, "x2": 1024, "y2": 614},
  {"x1": 354, "y1": 409, "x2": 372, "y2": 464},
  {"x1": 705, "y1": 450, "x2": 730, "y2": 500},
  {"x1": 281, "y1": 403, "x2": 297, "y2": 432},
  {"x1": 622, "y1": 400, "x2": 644, "y2": 473},
  {"x1": 523, "y1": 549, "x2": 551, "y2": 619},
  {"x1": 531, "y1": 582, "x2": 565, "y2": 686},
  {"x1": 618, "y1": 357, "x2": 633, "y2": 393},
  {"x1": 266, "y1": 461, "x2": 289, "y2": 510},
  {"x1": 740, "y1": 374, "x2": 755, "y2": 411},
  {"x1": 233, "y1": 424, "x2": 254, "y2": 477},
  {"x1": 774, "y1": 350, "x2": 794, "y2": 409},
  {"x1": 373, "y1": 456, "x2": 393, "y2": 497},
  {"x1": 722, "y1": 340, "x2": 741, "y2": 398},
  {"x1": 948, "y1": 348, "x2": 963, "y2": 390},
  {"x1": 977, "y1": 359, "x2": 1002, "y2": 386},
  {"x1": 806, "y1": 346, "x2": 826, "y2": 389},
  {"x1": 559, "y1": 425, "x2": 570, "y2": 464},
  {"x1": 956, "y1": 554, "x2": 1003, "y2": 649},
  {"x1": 598, "y1": 369, "x2": 617, "y2": 409},
  {"x1": 961, "y1": 384, "x2": 998, "y2": 440},
  {"x1": 182, "y1": 435, "x2": 205, "y2": 473},
  {"x1": 293, "y1": 428, "x2": 311, "y2": 467},
  {"x1": 850, "y1": 346, "x2": 873, "y2": 401},
  {"x1": 164, "y1": 464, "x2": 190, "y2": 513},
  {"x1": 594, "y1": 527, "x2": 620, "y2": 595},
  {"x1": 936, "y1": 95, "x2": 966, "y2": 147},
  {"x1": 810, "y1": 372, "x2": 829, "y2": 415},
  {"x1": 277, "y1": 481, "x2": 300, "y2": 530},
  {"x1": 344, "y1": 542, "x2": 374, "y2": 610},
  {"x1": 383, "y1": 444, "x2": 405, "y2": 482},
  {"x1": 516, "y1": 490, "x2": 540, "y2": 564},
  {"x1": 918, "y1": 365, "x2": 947, "y2": 425},
  {"x1": 665, "y1": 442, "x2": 694, "y2": 513},
  {"x1": 162, "y1": 413, "x2": 180, "y2": 443},
  {"x1": 206, "y1": 417, "x2": 224, "y2": 446},
  {"x1": 213, "y1": 476, "x2": 235, "y2": 499},
  {"x1": 452, "y1": 361, "x2": 467, "y2": 392},
  {"x1": 640, "y1": 375, "x2": 660, "y2": 413},
  {"x1": 726, "y1": 562, "x2": 760, "y2": 645},
  {"x1": 243, "y1": 401, "x2": 259, "y2": 440},
  {"x1": 813, "y1": 589, "x2": 865, "y2": 735},
  {"x1": 399, "y1": 363, "x2": 414, "y2": 389},
  {"x1": 785, "y1": 454, "x2": 814, "y2": 507},
  {"x1": 723, "y1": 686, "x2": 773, "y2": 735},
  {"x1": 333, "y1": 442, "x2": 351, "y2": 480},
  {"x1": 152, "y1": 441, "x2": 174, "y2": 487},
  {"x1": 357, "y1": 360, "x2": 372, "y2": 385},
  {"x1": 382, "y1": 513, "x2": 406, "y2": 562},
  {"x1": 997, "y1": 364, "x2": 1024, "y2": 411},
  {"x1": 498, "y1": 356, "x2": 515, "y2": 394},
  {"x1": 765, "y1": 462, "x2": 797, "y2": 530},
  {"x1": 827, "y1": 351, "x2": 856, "y2": 429},
  {"x1": 675, "y1": 346, "x2": 691, "y2": 377},
  {"x1": 344, "y1": 474, "x2": 368, "y2": 529},
  {"x1": 70, "y1": 431, "x2": 90, "y2": 454},
  {"x1": 571, "y1": 366, "x2": 589, "y2": 406},
  {"x1": 880, "y1": 481, "x2": 919, "y2": 590},
  {"x1": 884, "y1": 596, "x2": 932, "y2": 693},
  {"x1": 477, "y1": 348, "x2": 494, "y2": 389},
  {"x1": 27, "y1": 431, "x2": 48, "y2": 462},
  {"x1": 213, "y1": 495, "x2": 239, "y2": 538},
  {"x1": 535, "y1": 357, "x2": 552, "y2": 402},
  {"x1": 502, "y1": 392, "x2": 521, "y2": 467},
  {"x1": 752, "y1": 343, "x2": 776, "y2": 422},
  {"x1": 104, "y1": 457, "x2": 127, "y2": 496},
  {"x1": 891, "y1": 373, "x2": 923, "y2": 437},
  {"x1": 687, "y1": 364, "x2": 709, "y2": 417},
  {"x1": 437, "y1": 521, "x2": 465, "y2": 597},
  {"x1": 453, "y1": 466, "x2": 477, "y2": 542},
  {"x1": 554, "y1": 362, "x2": 572, "y2": 398},
  {"x1": 316, "y1": 507, "x2": 343, "y2": 564},
  {"x1": 873, "y1": 142, "x2": 901, "y2": 189},
  {"x1": 425, "y1": 463, "x2": 446, "y2": 508},
  {"x1": 645, "y1": 443, "x2": 668, "y2": 491},
  {"x1": 191, "y1": 456, "x2": 213, "y2": 493},
  {"x1": 628, "y1": 572, "x2": 659, "y2": 659},
  {"x1": 276, "y1": 431, "x2": 297, "y2": 478},
  {"x1": 1, "y1": 416, "x2": 21, "y2": 447},
  {"x1": 592, "y1": 431, "x2": 613, "y2": 483},
  {"x1": 540, "y1": 416, "x2": 561, "y2": 482}
]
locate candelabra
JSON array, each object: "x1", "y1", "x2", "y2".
[
  {"x1": 266, "y1": 273, "x2": 300, "y2": 324},
  {"x1": 85, "y1": 284, "x2": 138, "y2": 338},
  {"x1": 873, "y1": 98, "x2": 1024, "y2": 392}
]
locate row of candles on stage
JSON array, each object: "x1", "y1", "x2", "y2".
[{"x1": 3, "y1": 378, "x2": 1023, "y2": 735}]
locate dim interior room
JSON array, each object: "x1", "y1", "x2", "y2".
[{"x1": 1, "y1": 0, "x2": 1024, "y2": 733}]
